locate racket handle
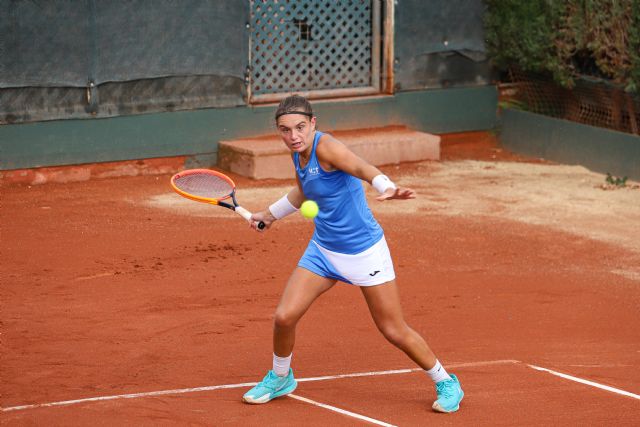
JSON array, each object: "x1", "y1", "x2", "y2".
[{"x1": 235, "y1": 206, "x2": 265, "y2": 230}]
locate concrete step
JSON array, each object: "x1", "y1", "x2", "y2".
[{"x1": 218, "y1": 126, "x2": 440, "y2": 179}]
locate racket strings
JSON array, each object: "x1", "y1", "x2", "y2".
[{"x1": 174, "y1": 173, "x2": 234, "y2": 199}]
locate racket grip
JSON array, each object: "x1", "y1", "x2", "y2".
[{"x1": 235, "y1": 206, "x2": 265, "y2": 230}]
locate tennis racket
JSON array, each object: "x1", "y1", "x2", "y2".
[{"x1": 171, "y1": 169, "x2": 265, "y2": 230}]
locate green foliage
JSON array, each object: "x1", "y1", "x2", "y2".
[
  {"x1": 629, "y1": 0, "x2": 640, "y2": 92},
  {"x1": 484, "y1": 1, "x2": 565, "y2": 83},
  {"x1": 606, "y1": 173, "x2": 628, "y2": 187},
  {"x1": 484, "y1": 0, "x2": 640, "y2": 92}
]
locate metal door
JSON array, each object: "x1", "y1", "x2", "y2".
[{"x1": 249, "y1": 0, "x2": 381, "y2": 103}]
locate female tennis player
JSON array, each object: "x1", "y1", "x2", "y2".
[{"x1": 242, "y1": 95, "x2": 463, "y2": 413}]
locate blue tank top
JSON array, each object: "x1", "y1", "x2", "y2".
[{"x1": 294, "y1": 131, "x2": 383, "y2": 254}]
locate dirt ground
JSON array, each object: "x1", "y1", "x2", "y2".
[
  {"x1": 2, "y1": 133, "x2": 639, "y2": 425},
  {"x1": 151, "y1": 131, "x2": 640, "y2": 258}
]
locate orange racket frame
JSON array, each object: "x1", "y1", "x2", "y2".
[{"x1": 170, "y1": 169, "x2": 265, "y2": 229}]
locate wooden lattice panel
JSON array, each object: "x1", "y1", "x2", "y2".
[{"x1": 250, "y1": 0, "x2": 374, "y2": 96}]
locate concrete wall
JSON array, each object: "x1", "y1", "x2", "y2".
[
  {"x1": 1, "y1": 86, "x2": 498, "y2": 170},
  {"x1": 500, "y1": 108, "x2": 640, "y2": 181}
]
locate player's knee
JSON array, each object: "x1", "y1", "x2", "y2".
[
  {"x1": 273, "y1": 309, "x2": 299, "y2": 329},
  {"x1": 379, "y1": 323, "x2": 409, "y2": 347}
]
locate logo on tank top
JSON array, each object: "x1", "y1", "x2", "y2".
[{"x1": 308, "y1": 167, "x2": 320, "y2": 175}]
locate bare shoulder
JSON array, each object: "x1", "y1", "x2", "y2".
[
  {"x1": 316, "y1": 133, "x2": 348, "y2": 157},
  {"x1": 316, "y1": 133, "x2": 346, "y2": 171},
  {"x1": 316, "y1": 132, "x2": 361, "y2": 171}
]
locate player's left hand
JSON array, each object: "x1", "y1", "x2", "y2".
[{"x1": 376, "y1": 186, "x2": 416, "y2": 201}]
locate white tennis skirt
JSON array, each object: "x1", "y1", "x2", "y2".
[{"x1": 298, "y1": 236, "x2": 396, "y2": 286}]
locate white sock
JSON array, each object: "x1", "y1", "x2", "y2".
[
  {"x1": 425, "y1": 360, "x2": 452, "y2": 384},
  {"x1": 273, "y1": 353, "x2": 292, "y2": 377}
]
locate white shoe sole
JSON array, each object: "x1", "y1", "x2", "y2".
[
  {"x1": 432, "y1": 401, "x2": 460, "y2": 413},
  {"x1": 243, "y1": 382, "x2": 297, "y2": 404},
  {"x1": 432, "y1": 391, "x2": 463, "y2": 413},
  {"x1": 242, "y1": 394, "x2": 272, "y2": 404}
]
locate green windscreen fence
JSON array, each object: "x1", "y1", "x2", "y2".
[
  {"x1": 1, "y1": 0, "x2": 248, "y2": 87},
  {"x1": 0, "y1": 0, "x2": 490, "y2": 125},
  {"x1": 394, "y1": 0, "x2": 490, "y2": 91},
  {"x1": 0, "y1": 0, "x2": 249, "y2": 123}
]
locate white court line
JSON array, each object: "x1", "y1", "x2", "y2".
[
  {"x1": 528, "y1": 364, "x2": 640, "y2": 400},
  {"x1": 1, "y1": 359, "x2": 517, "y2": 413},
  {"x1": 1, "y1": 382, "x2": 259, "y2": 412},
  {"x1": 288, "y1": 394, "x2": 397, "y2": 427},
  {"x1": 297, "y1": 359, "x2": 519, "y2": 384}
]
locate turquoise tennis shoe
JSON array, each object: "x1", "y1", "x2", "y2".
[
  {"x1": 432, "y1": 373, "x2": 464, "y2": 413},
  {"x1": 242, "y1": 369, "x2": 297, "y2": 404}
]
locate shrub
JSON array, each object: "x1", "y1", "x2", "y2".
[{"x1": 484, "y1": 0, "x2": 640, "y2": 92}]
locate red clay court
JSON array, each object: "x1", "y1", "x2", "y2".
[{"x1": 2, "y1": 140, "x2": 639, "y2": 425}]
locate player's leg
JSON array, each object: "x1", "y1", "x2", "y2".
[
  {"x1": 360, "y1": 281, "x2": 464, "y2": 413},
  {"x1": 273, "y1": 267, "x2": 336, "y2": 357},
  {"x1": 243, "y1": 267, "x2": 335, "y2": 404},
  {"x1": 360, "y1": 279, "x2": 436, "y2": 368}
]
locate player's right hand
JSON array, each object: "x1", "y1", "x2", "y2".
[{"x1": 250, "y1": 210, "x2": 277, "y2": 231}]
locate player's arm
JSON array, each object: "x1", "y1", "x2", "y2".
[
  {"x1": 250, "y1": 171, "x2": 305, "y2": 230},
  {"x1": 316, "y1": 135, "x2": 416, "y2": 201}
]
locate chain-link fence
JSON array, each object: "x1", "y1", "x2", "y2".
[{"x1": 507, "y1": 70, "x2": 640, "y2": 135}]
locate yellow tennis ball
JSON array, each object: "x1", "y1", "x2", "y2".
[{"x1": 300, "y1": 200, "x2": 319, "y2": 219}]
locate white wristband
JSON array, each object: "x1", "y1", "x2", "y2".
[
  {"x1": 268, "y1": 194, "x2": 298, "y2": 220},
  {"x1": 372, "y1": 174, "x2": 397, "y2": 194}
]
